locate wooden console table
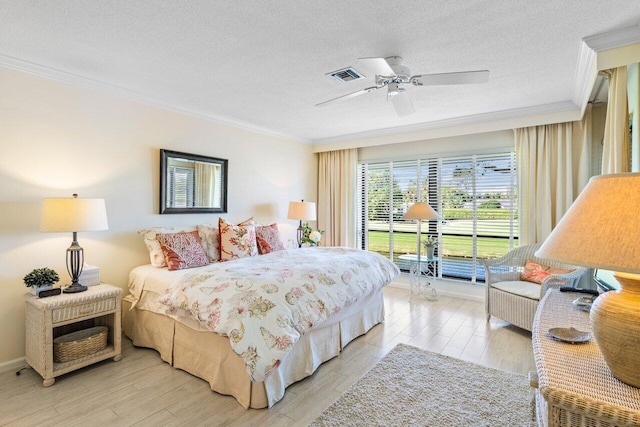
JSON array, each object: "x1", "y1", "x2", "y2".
[{"x1": 532, "y1": 289, "x2": 640, "y2": 426}]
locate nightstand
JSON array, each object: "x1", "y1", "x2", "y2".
[{"x1": 24, "y1": 283, "x2": 122, "y2": 386}]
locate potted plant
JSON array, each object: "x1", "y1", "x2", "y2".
[
  {"x1": 422, "y1": 235, "x2": 438, "y2": 259},
  {"x1": 24, "y1": 267, "x2": 60, "y2": 295},
  {"x1": 301, "y1": 223, "x2": 324, "y2": 247}
]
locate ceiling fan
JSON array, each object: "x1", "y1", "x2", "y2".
[{"x1": 316, "y1": 56, "x2": 489, "y2": 117}]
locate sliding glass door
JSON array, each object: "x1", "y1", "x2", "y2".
[{"x1": 357, "y1": 152, "x2": 518, "y2": 283}]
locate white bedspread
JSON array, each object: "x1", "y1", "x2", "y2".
[{"x1": 159, "y1": 247, "x2": 399, "y2": 382}]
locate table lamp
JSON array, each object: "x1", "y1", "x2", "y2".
[
  {"x1": 403, "y1": 202, "x2": 439, "y2": 264},
  {"x1": 287, "y1": 200, "x2": 316, "y2": 247},
  {"x1": 535, "y1": 173, "x2": 640, "y2": 387},
  {"x1": 41, "y1": 194, "x2": 109, "y2": 293}
]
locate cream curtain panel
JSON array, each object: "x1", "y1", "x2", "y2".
[
  {"x1": 317, "y1": 149, "x2": 357, "y2": 247},
  {"x1": 515, "y1": 104, "x2": 592, "y2": 245},
  {"x1": 601, "y1": 66, "x2": 630, "y2": 174},
  {"x1": 195, "y1": 162, "x2": 216, "y2": 207},
  {"x1": 631, "y1": 63, "x2": 640, "y2": 172}
]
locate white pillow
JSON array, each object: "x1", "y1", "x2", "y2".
[{"x1": 197, "y1": 224, "x2": 220, "y2": 263}]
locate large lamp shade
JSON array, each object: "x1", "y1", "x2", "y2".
[
  {"x1": 40, "y1": 194, "x2": 109, "y2": 293},
  {"x1": 41, "y1": 198, "x2": 109, "y2": 232},
  {"x1": 536, "y1": 173, "x2": 640, "y2": 387}
]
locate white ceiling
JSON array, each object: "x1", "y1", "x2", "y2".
[{"x1": 1, "y1": 1, "x2": 639, "y2": 146}]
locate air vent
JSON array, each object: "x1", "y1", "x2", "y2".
[{"x1": 327, "y1": 67, "x2": 365, "y2": 83}]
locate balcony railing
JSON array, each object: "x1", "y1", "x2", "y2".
[{"x1": 365, "y1": 228, "x2": 517, "y2": 283}]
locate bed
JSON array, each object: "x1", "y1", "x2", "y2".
[{"x1": 122, "y1": 247, "x2": 399, "y2": 408}]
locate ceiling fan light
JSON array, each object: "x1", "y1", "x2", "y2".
[{"x1": 388, "y1": 83, "x2": 401, "y2": 98}]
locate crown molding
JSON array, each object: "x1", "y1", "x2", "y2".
[
  {"x1": 583, "y1": 21, "x2": 640, "y2": 52},
  {"x1": 0, "y1": 54, "x2": 311, "y2": 145},
  {"x1": 572, "y1": 41, "x2": 598, "y2": 115},
  {"x1": 311, "y1": 101, "x2": 579, "y2": 151},
  {"x1": 573, "y1": 22, "x2": 640, "y2": 115}
]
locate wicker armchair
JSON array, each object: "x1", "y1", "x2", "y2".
[{"x1": 483, "y1": 243, "x2": 588, "y2": 332}]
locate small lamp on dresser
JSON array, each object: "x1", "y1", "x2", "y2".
[
  {"x1": 536, "y1": 173, "x2": 640, "y2": 387},
  {"x1": 40, "y1": 194, "x2": 109, "y2": 293}
]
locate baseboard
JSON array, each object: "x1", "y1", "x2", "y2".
[
  {"x1": 0, "y1": 356, "x2": 26, "y2": 374},
  {"x1": 388, "y1": 275, "x2": 485, "y2": 302}
]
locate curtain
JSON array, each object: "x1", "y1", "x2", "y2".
[
  {"x1": 195, "y1": 162, "x2": 216, "y2": 207},
  {"x1": 601, "y1": 66, "x2": 630, "y2": 174},
  {"x1": 629, "y1": 63, "x2": 639, "y2": 172},
  {"x1": 515, "y1": 104, "x2": 592, "y2": 245},
  {"x1": 317, "y1": 149, "x2": 357, "y2": 247}
]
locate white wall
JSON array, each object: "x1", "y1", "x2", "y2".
[{"x1": 0, "y1": 67, "x2": 316, "y2": 366}]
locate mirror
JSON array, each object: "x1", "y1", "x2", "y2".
[{"x1": 160, "y1": 149, "x2": 228, "y2": 214}]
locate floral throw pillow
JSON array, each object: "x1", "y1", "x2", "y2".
[
  {"x1": 218, "y1": 217, "x2": 258, "y2": 261},
  {"x1": 520, "y1": 259, "x2": 574, "y2": 284},
  {"x1": 156, "y1": 230, "x2": 210, "y2": 271},
  {"x1": 256, "y1": 223, "x2": 285, "y2": 254}
]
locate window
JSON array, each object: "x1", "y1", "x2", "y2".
[
  {"x1": 168, "y1": 166, "x2": 194, "y2": 208},
  {"x1": 357, "y1": 152, "x2": 518, "y2": 283}
]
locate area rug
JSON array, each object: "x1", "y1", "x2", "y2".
[{"x1": 310, "y1": 343, "x2": 535, "y2": 427}]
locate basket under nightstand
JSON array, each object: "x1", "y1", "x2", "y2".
[{"x1": 24, "y1": 283, "x2": 122, "y2": 386}]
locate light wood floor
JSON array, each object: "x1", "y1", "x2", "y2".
[{"x1": 1, "y1": 286, "x2": 535, "y2": 427}]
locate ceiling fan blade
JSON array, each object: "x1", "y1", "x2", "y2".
[
  {"x1": 390, "y1": 90, "x2": 415, "y2": 117},
  {"x1": 358, "y1": 57, "x2": 396, "y2": 77},
  {"x1": 315, "y1": 85, "x2": 382, "y2": 107},
  {"x1": 411, "y1": 70, "x2": 489, "y2": 86}
]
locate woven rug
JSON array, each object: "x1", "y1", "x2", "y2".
[{"x1": 310, "y1": 343, "x2": 535, "y2": 427}]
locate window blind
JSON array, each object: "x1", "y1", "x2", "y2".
[
  {"x1": 357, "y1": 151, "x2": 517, "y2": 283},
  {"x1": 168, "y1": 166, "x2": 195, "y2": 208}
]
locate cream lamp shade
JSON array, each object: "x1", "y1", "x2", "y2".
[
  {"x1": 536, "y1": 173, "x2": 640, "y2": 388},
  {"x1": 403, "y1": 202, "x2": 438, "y2": 220},
  {"x1": 40, "y1": 194, "x2": 108, "y2": 294},
  {"x1": 41, "y1": 197, "x2": 109, "y2": 232},
  {"x1": 287, "y1": 201, "x2": 317, "y2": 221},
  {"x1": 535, "y1": 173, "x2": 640, "y2": 272}
]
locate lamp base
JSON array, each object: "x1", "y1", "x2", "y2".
[
  {"x1": 297, "y1": 222, "x2": 303, "y2": 248},
  {"x1": 590, "y1": 272, "x2": 640, "y2": 387},
  {"x1": 63, "y1": 283, "x2": 88, "y2": 293}
]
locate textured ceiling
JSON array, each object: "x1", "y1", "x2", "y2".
[{"x1": 0, "y1": 1, "x2": 639, "y2": 145}]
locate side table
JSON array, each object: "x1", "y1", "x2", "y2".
[
  {"x1": 532, "y1": 289, "x2": 640, "y2": 426},
  {"x1": 399, "y1": 254, "x2": 438, "y2": 301},
  {"x1": 24, "y1": 283, "x2": 122, "y2": 386}
]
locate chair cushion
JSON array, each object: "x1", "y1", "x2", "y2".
[{"x1": 492, "y1": 280, "x2": 541, "y2": 300}]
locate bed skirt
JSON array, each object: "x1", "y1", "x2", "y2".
[{"x1": 122, "y1": 289, "x2": 385, "y2": 408}]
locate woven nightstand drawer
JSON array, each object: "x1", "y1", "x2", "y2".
[{"x1": 52, "y1": 297, "x2": 116, "y2": 323}]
